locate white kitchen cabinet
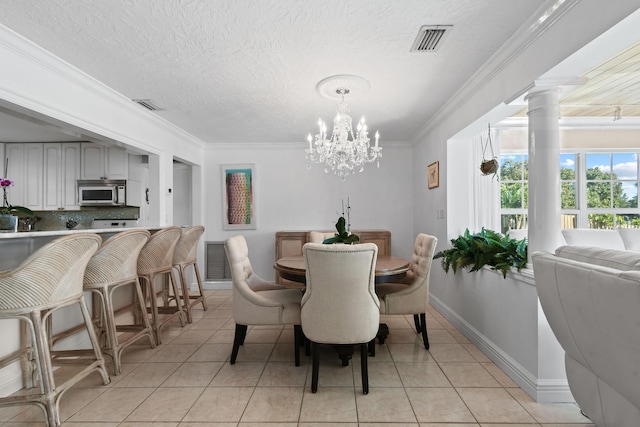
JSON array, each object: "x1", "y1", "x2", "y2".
[
  {"x1": 5, "y1": 143, "x2": 43, "y2": 210},
  {"x1": 81, "y1": 143, "x2": 128, "y2": 179},
  {"x1": 43, "y1": 143, "x2": 81, "y2": 210}
]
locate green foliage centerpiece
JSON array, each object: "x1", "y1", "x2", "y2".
[
  {"x1": 434, "y1": 228, "x2": 527, "y2": 278},
  {"x1": 322, "y1": 198, "x2": 360, "y2": 244}
]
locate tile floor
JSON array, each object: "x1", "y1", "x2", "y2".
[{"x1": 0, "y1": 289, "x2": 594, "y2": 426}]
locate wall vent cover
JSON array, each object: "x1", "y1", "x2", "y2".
[
  {"x1": 132, "y1": 99, "x2": 164, "y2": 111},
  {"x1": 410, "y1": 25, "x2": 452, "y2": 52},
  {"x1": 205, "y1": 241, "x2": 232, "y2": 281}
]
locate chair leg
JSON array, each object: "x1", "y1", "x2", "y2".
[
  {"x1": 193, "y1": 263, "x2": 208, "y2": 311},
  {"x1": 293, "y1": 325, "x2": 302, "y2": 366},
  {"x1": 168, "y1": 270, "x2": 186, "y2": 327},
  {"x1": 177, "y1": 265, "x2": 194, "y2": 323},
  {"x1": 360, "y1": 343, "x2": 369, "y2": 394},
  {"x1": 368, "y1": 337, "x2": 376, "y2": 357},
  {"x1": 230, "y1": 324, "x2": 247, "y2": 364},
  {"x1": 78, "y1": 298, "x2": 111, "y2": 386},
  {"x1": 311, "y1": 341, "x2": 319, "y2": 393},
  {"x1": 419, "y1": 313, "x2": 429, "y2": 350},
  {"x1": 413, "y1": 314, "x2": 421, "y2": 333}
]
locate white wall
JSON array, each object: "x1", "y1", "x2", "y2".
[{"x1": 205, "y1": 142, "x2": 414, "y2": 281}]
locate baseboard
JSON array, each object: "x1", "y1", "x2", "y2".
[
  {"x1": 0, "y1": 365, "x2": 23, "y2": 398},
  {"x1": 203, "y1": 281, "x2": 231, "y2": 290},
  {"x1": 430, "y1": 295, "x2": 574, "y2": 403}
]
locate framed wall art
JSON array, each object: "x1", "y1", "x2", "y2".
[
  {"x1": 221, "y1": 164, "x2": 256, "y2": 230},
  {"x1": 427, "y1": 161, "x2": 439, "y2": 189}
]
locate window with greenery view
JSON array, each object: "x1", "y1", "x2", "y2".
[
  {"x1": 585, "y1": 152, "x2": 639, "y2": 228},
  {"x1": 499, "y1": 151, "x2": 640, "y2": 232},
  {"x1": 500, "y1": 154, "x2": 528, "y2": 233}
]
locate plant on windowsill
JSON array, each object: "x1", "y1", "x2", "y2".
[
  {"x1": 433, "y1": 228, "x2": 527, "y2": 278},
  {"x1": 322, "y1": 198, "x2": 360, "y2": 244}
]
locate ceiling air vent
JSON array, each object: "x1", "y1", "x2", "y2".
[
  {"x1": 132, "y1": 99, "x2": 164, "y2": 111},
  {"x1": 410, "y1": 25, "x2": 452, "y2": 52}
]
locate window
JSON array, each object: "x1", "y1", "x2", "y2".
[
  {"x1": 500, "y1": 154, "x2": 527, "y2": 233},
  {"x1": 585, "y1": 152, "x2": 639, "y2": 228},
  {"x1": 499, "y1": 150, "x2": 640, "y2": 232}
]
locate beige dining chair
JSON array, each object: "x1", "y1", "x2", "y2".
[
  {"x1": 225, "y1": 235, "x2": 302, "y2": 365},
  {"x1": 83, "y1": 229, "x2": 155, "y2": 375},
  {"x1": 375, "y1": 233, "x2": 437, "y2": 349},
  {"x1": 302, "y1": 242, "x2": 379, "y2": 394},
  {"x1": 172, "y1": 225, "x2": 208, "y2": 323},
  {"x1": 137, "y1": 226, "x2": 185, "y2": 344},
  {"x1": 0, "y1": 233, "x2": 109, "y2": 427},
  {"x1": 308, "y1": 231, "x2": 335, "y2": 244}
]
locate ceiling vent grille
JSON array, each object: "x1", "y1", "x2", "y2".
[
  {"x1": 132, "y1": 99, "x2": 164, "y2": 111},
  {"x1": 411, "y1": 25, "x2": 451, "y2": 52}
]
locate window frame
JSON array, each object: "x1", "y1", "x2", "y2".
[{"x1": 499, "y1": 149, "x2": 640, "y2": 231}]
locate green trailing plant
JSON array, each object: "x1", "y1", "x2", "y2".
[{"x1": 434, "y1": 228, "x2": 527, "y2": 278}]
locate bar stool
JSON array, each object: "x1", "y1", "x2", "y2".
[
  {"x1": 83, "y1": 229, "x2": 156, "y2": 375},
  {"x1": 137, "y1": 226, "x2": 185, "y2": 344},
  {"x1": 0, "y1": 233, "x2": 109, "y2": 427},
  {"x1": 172, "y1": 225, "x2": 208, "y2": 323}
]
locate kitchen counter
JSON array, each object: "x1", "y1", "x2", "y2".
[
  {"x1": 0, "y1": 226, "x2": 163, "y2": 271},
  {"x1": 0, "y1": 226, "x2": 162, "y2": 240}
]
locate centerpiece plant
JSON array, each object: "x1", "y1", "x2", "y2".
[
  {"x1": 322, "y1": 198, "x2": 360, "y2": 244},
  {"x1": 434, "y1": 228, "x2": 527, "y2": 278}
]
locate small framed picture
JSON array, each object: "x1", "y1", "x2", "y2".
[
  {"x1": 221, "y1": 164, "x2": 256, "y2": 230},
  {"x1": 427, "y1": 161, "x2": 439, "y2": 189}
]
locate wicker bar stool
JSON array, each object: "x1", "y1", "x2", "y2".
[
  {"x1": 172, "y1": 225, "x2": 208, "y2": 323},
  {"x1": 137, "y1": 226, "x2": 185, "y2": 344},
  {"x1": 0, "y1": 233, "x2": 109, "y2": 427},
  {"x1": 83, "y1": 229, "x2": 156, "y2": 375}
]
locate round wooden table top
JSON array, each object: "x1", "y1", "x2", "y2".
[{"x1": 274, "y1": 255, "x2": 410, "y2": 284}]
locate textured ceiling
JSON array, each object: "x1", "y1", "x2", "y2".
[{"x1": 0, "y1": 0, "x2": 545, "y2": 144}]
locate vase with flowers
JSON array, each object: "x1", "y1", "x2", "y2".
[{"x1": 0, "y1": 178, "x2": 34, "y2": 232}]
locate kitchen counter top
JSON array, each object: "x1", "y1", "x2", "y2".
[{"x1": 0, "y1": 226, "x2": 164, "y2": 239}]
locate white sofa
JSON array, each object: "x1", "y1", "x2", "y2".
[
  {"x1": 561, "y1": 228, "x2": 640, "y2": 251},
  {"x1": 532, "y1": 246, "x2": 640, "y2": 426}
]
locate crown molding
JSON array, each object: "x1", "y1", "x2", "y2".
[{"x1": 412, "y1": 0, "x2": 581, "y2": 142}]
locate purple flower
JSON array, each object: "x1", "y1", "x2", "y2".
[{"x1": 0, "y1": 178, "x2": 14, "y2": 188}]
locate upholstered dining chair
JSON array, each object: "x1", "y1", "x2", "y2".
[
  {"x1": 83, "y1": 229, "x2": 155, "y2": 375},
  {"x1": 0, "y1": 233, "x2": 109, "y2": 427},
  {"x1": 225, "y1": 235, "x2": 302, "y2": 365},
  {"x1": 172, "y1": 225, "x2": 208, "y2": 323},
  {"x1": 308, "y1": 231, "x2": 335, "y2": 244},
  {"x1": 137, "y1": 226, "x2": 185, "y2": 344},
  {"x1": 375, "y1": 233, "x2": 437, "y2": 350},
  {"x1": 302, "y1": 242, "x2": 379, "y2": 394}
]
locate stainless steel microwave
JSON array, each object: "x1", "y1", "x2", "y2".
[{"x1": 77, "y1": 179, "x2": 126, "y2": 206}]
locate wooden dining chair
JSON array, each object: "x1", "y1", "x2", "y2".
[{"x1": 302, "y1": 242, "x2": 379, "y2": 394}]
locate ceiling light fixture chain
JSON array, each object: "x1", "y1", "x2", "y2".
[{"x1": 305, "y1": 80, "x2": 381, "y2": 181}]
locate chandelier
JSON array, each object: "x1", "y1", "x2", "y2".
[{"x1": 305, "y1": 85, "x2": 381, "y2": 181}]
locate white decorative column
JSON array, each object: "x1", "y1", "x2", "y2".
[{"x1": 526, "y1": 89, "x2": 563, "y2": 258}]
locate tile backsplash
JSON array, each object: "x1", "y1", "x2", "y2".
[{"x1": 26, "y1": 207, "x2": 140, "y2": 231}]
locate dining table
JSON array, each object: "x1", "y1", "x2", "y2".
[
  {"x1": 274, "y1": 254, "x2": 411, "y2": 365},
  {"x1": 274, "y1": 254, "x2": 410, "y2": 285}
]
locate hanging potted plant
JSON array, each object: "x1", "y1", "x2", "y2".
[{"x1": 479, "y1": 123, "x2": 499, "y2": 179}]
